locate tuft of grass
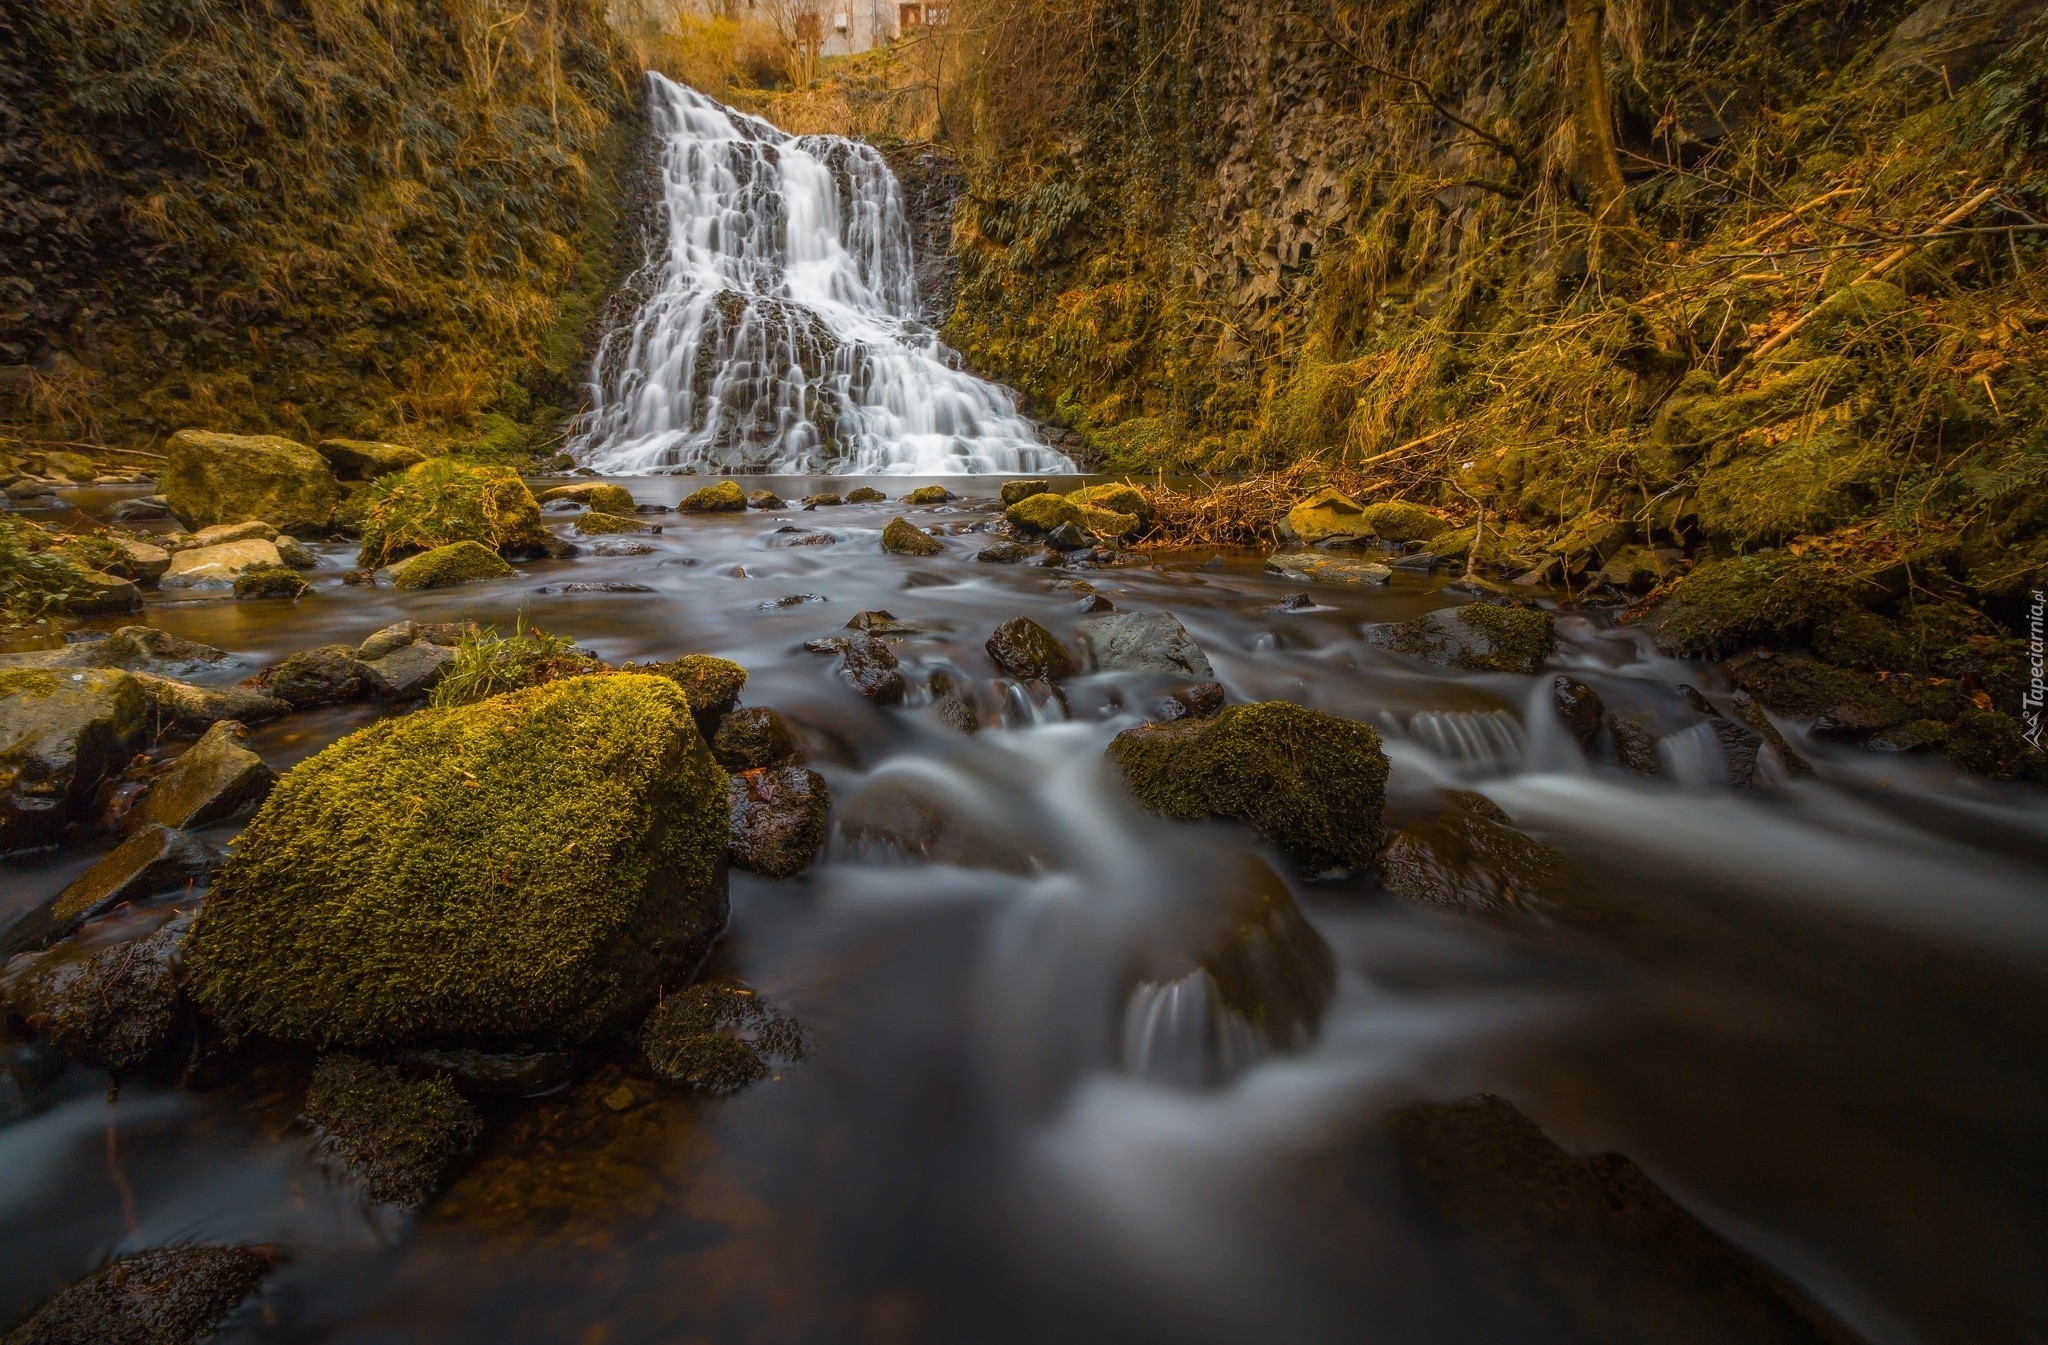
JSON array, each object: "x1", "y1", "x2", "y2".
[{"x1": 431, "y1": 618, "x2": 597, "y2": 709}]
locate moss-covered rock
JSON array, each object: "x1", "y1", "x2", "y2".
[
  {"x1": 711, "y1": 707, "x2": 799, "y2": 771},
  {"x1": 680, "y1": 480, "x2": 748, "y2": 512},
  {"x1": 183, "y1": 674, "x2": 731, "y2": 1048},
  {"x1": 640, "y1": 982, "x2": 807, "y2": 1095},
  {"x1": 1281, "y1": 487, "x2": 1368, "y2": 545},
  {"x1": 1108, "y1": 701, "x2": 1389, "y2": 872},
  {"x1": 1003, "y1": 490, "x2": 1138, "y2": 540},
  {"x1": 349, "y1": 459, "x2": 548, "y2": 567},
  {"x1": 636, "y1": 655, "x2": 747, "y2": 733},
  {"x1": 1371, "y1": 604, "x2": 1556, "y2": 674},
  {"x1": 572, "y1": 510, "x2": 655, "y2": 535},
  {"x1": 6, "y1": 917, "x2": 190, "y2": 1072},
  {"x1": 902, "y1": 485, "x2": 955, "y2": 504},
  {"x1": 537, "y1": 481, "x2": 636, "y2": 514},
  {"x1": 845, "y1": 485, "x2": 888, "y2": 503},
  {"x1": 1, "y1": 668, "x2": 148, "y2": 852},
  {"x1": 881, "y1": 516, "x2": 944, "y2": 556},
  {"x1": 1070, "y1": 481, "x2": 1151, "y2": 523},
  {"x1": 0, "y1": 1245, "x2": 273, "y2": 1345},
  {"x1": 1645, "y1": 552, "x2": 1852, "y2": 658},
  {"x1": 1361, "y1": 500, "x2": 1449, "y2": 542},
  {"x1": 1944, "y1": 709, "x2": 2048, "y2": 783},
  {"x1": 391, "y1": 540, "x2": 514, "y2": 590},
  {"x1": 232, "y1": 563, "x2": 308, "y2": 599},
  {"x1": 1643, "y1": 357, "x2": 1852, "y2": 480},
  {"x1": 302, "y1": 1053, "x2": 482, "y2": 1210},
  {"x1": 1000, "y1": 479, "x2": 1050, "y2": 506},
  {"x1": 161, "y1": 430, "x2": 345, "y2": 537},
  {"x1": 316, "y1": 438, "x2": 427, "y2": 481}
]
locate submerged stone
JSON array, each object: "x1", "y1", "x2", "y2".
[
  {"x1": 640, "y1": 982, "x2": 807, "y2": 1095},
  {"x1": 302, "y1": 1053, "x2": 483, "y2": 1211},
  {"x1": 183, "y1": 675, "x2": 730, "y2": 1048},
  {"x1": 1108, "y1": 701, "x2": 1389, "y2": 873},
  {"x1": 3, "y1": 824, "x2": 218, "y2": 957},
  {"x1": 1552, "y1": 676, "x2": 1604, "y2": 751},
  {"x1": 728, "y1": 766, "x2": 831, "y2": 878},
  {"x1": 1386, "y1": 1094, "x2": 1861, "y2": 1345},
  {"x1": 1370, "y1": 603, "x2": 1556, "y2": 674},
  {"x1": 1000, "y1": 478, "x2": 1050, "y2": 506},
  {"x1": 0, "y1": 1245, "x2": 273, "y2": 1345}
]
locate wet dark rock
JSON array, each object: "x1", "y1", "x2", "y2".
[
  {"x1": 1109, "y1": 702, "x2": 1389, "y2": 874},
  {"x1": 1000, "y1": 479, "x2": 1049, "y2": 506},
  {"x1": 1028, "y1": 547, "x2": 1068, "y2": 568},
  {"x1": 1379, "y1": 794, "x2": 1565, "y2": 916},
  {"x1": 1551, "y1": 676, "x2": 1604, "y2": 752},
  {"x1": 63, "y1": 569, "x2": 144, "y2": 615},
  {"x1": 757, "y1": 593, "x2": 827, "y2": 610},
  {"x1": 1200, "y1": 555, "x2": 1224, "y2": 571},
  {"x1": 2, "y1": 825, "x2": 218, "y2": 957},
  {"x1": 1608, "y1": 712, "x2": 1661, "y2": 776},
  {"x1": 5, "y1": 915, "x2": 192, "y2": 1072},
  {"x1": 1390, "y1": 551, "x2": 1441, "y2": 572},
  {"x1": 712, "y1": 707, "x2": 800, "y2": 771},
  {"x1": 387, "y1": 1046, "x2": 579, "y2": 1099},
  {"x1": 881, "y1": 517, "x2": 944, "y2": 556},
  {"x1": 0, "y1": 1037, "x2": 66, "y2": 1124},
  {"x1": 986, "y1": 617, "x2": 1075, "y2": 682},
  {"x1": 1043, "y1": 521, "x2": 1092, "y2": 551},
  {"x1": 542, "y1": 498, "x2": 584, "y2": 513},
  {"x1": 1386, "y1": 1094, "x2": 1862, "y2": 1345},
  {"x1": 0, "y1": 627, "x2": 234, "y2": 680},
  {"x1": 131, "y1": 674, "x2": 288, "y2": 734},
  {"x1": 0, "y1": 1244, "x2": 274, "y2": 1345},
  {"x1": 838, "y1": 776, "x2": 1037, "y2": 872},
  {"x1": 263, "y1": 645, "x2": 368, "y2": 709},
  {"x1": 302, "y1": 1053, "x2": 483, "y2": 1211},
  {"x1": 1370, "y1": 603, "x2": 1556, "y2": 674},
  {"x1": 634, "y1": 504, "x2": 672, "y2": 515},
  {"x1": 108, "y1": 496, "x2": 172, "y2": 521},
  {"x1": 0, "y1": 668, "x2": 148, "y2": 853},
  {"x1": 1719, "y1": 649, "x2": 1907, "y2": 728},
  {"x1": 834, "y1": 635, "x2": 906, "y2": 704},
  {"x1": 1273, "y1": 593, "x2": 1316, "y2": 612},
  {"x1": 1705, "y1": 716, "x2": 1764, "y2": 788},
  {"x1": 127, "y1": 721, "x2": 273, "y2": 832},
  {"x1": 1079, "y1": 611, "x2": 1214, "y2": 678},
  {"x1": 1154, "y1": 681, "x2": 1226, "y2": 721},
  {"x1": 846, "y1": 486, "x2": 887, "y2": 503},
  {"x1": 360, "y1": 641, "x2": 455, "y2": 702},
  {"x1": 844, "y1": 609, "x2": 922, "y2": 635},
  {"x1": 535, "y1": 581, "x2": 658, "y2": 593},
  {"x1": 1073, "y1": 592, "x2": 1115, "y2": 613},
  {"x1": 932, "y1": 694, "x2": 979, "y2": 734},
  {"x1": 975, "y1": 540, "x2": 1028, "y2": 563},
  {"x1": 768, "y1": 526, "x2": 836, "y2": 548},
  {"x1": 746, "y1": 489, "x2": 785, "y2": 509},
  {"x1": 728, "y1": 766, "x2": 831, "y2": 878},
  {"x1": 1731, "y1": 690, "x2": 1812, "y2": 776},
  {"x1": 641, "y1": 982, "x2": 807, "y2": 1095}
]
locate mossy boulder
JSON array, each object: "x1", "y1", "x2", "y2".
[
  {"x1": 1070, "y1": 481, "x2": 1151, "y2": 524},
  {"x1": 1643, "y1": 358, "x2": 1851, "y2": 480},
  {"x1": 1281, "y1": 488, "x2": 1369, "y2": 545},
  {"x1": 348, "y1": 459, "x2": 548, "y2": 567},
  {"x1": 316, "y1": 438, "x2": 427, "y2": 481},
  {"x1": 845, "y1": 485, "x2": 887, "y2": 503},
  {"x1": 1108, "y1": 701, "x2": 1389, "y2": 873},
  {"x1": 160, "y1": 538, "x2": 284, "y2": 591},
  {"x1": 391, "y1": 540, "x2": 514, "y2": 590},
  {"x1": 538, "y1": 481, "x2": 636, "y2": 515},
  {"x1": 680, "y1": 480, "x2": 748, "y2": 512},
  {"x1": 1, "y1": 668, "x2": 148, "y2": 852},
  {"x1": 1000, "y1": 479, "x2": 1050, "y2": 506},
  {"x1": 903, "y1": 485, "x2": 955, "y2": 504},
  {"x1": 747, "y1": 489, "x2": 785, "y2": 509},
  {"x1": 0, "y1": 1245, "x2": 273, "y2": 1345},
  {"x1": 1645, "y1": 551, "x2": 1853, "y2": 658},
  {"x1": 637, "y1": 655, "x2": 747, "y2": 733},
  {"x1": 1371, "y1": 604, "x2": 1556, "y2": 674},
  {"x1": 1004, "y1": 491, "x2": 1138, "y2": 540},
  {"x1": 1361, "y1": 500, "x2": 1449, "y2": 543},
  {"x1": 232, "y1": 564, "x2": 307, "y2": 599},
  {"x1": 302, "y1": 1053, "x2": 483, "y2": 1210},
  {"x1": 573, "y1": 510, "x2": 655, "y2": 535},
  {"x1": 183, "y1": 674, "x2": 731, "y2": 1048},
  {"x1": 882, "y1": 517, "x2": 944, "y2": 555},
  {"x1": 161, "y1": 430, "x2": 345, "y2": 537}
]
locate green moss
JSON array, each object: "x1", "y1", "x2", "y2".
[
  {"x1": 349, "y1": 459, "x2": 548, "y2": 567},
  {"x1": 1361, "y1": 500, "x2": 1449, "y2": 542},
  {"x1": 1069, "y1": 481, "x2": 1151, "y2": 523},
  {"x1": 317, "y1": 439, "x2": 426, "y2": 481},
  {"x1": 573, "y1": 510, "x2": 653, "y2": 535},
  {"x1": 231, "y1": 563, "x2": 309, "y2": 599},
  {"x1": 1944, "y1": 710, "x2": 2048, "y2": 783},
  {"x1": 0, "y1": 517, "x2": 96, "y2": 617},
  {"x1": 845, "y1": 486, "x2": 888, "y2": 503},
  {"x1": 640, "y1": 983, "x2": 807, "y2": 1094},
  {"x1": 679, "y1": 481, "x2": 748, "y2": 512},
  {"x1": 184, "y1": 674, "x2": 731, "y2": 1047},
  {"x1": 1005, "y1": 492, "x2": 1075, "y2": 532},
  {"x1": 999, "y1": 480, "x2": 1049, "y2": 506},
  {"x1": 1694, "y1": 429, "x2": 1888, "y2": 545},
  {"x1": 1107, "y1": 701, "x2": 1389, "y2": 873},
  {"x1": 638, "y1": 654, "x2": 748, "y2": 728},
  {"x1": 882, "y1": 516, "x2": 944, "y2": 555},
  {"x1": 1644, "y1": 358, "x2": 1852, "y2": 479},
  {"x1": 160, "y1": 430, "x2": 344, "y2": 536},
  {"x1": 392, "y1": 540, "x2": 514, "y2": 590},
  {"x1": 1646, "y1": 552, "x2": 1853, "y2": 657},
  {"x1": 902, "y1": 485, "x2": 954, "y2": 504},
  {"x1": 303, "y1": 1054, "x2": 482, "y2": 1210},
  {"x1": 539, "y1": 482, "x2": 637, "y2": 515},
  {"x1": 1373, "y1": 604, "x2": 1557, "y2": 674},
  {"x1": 1, "y1": 1246, "x2": 273, "y2": 1345}
]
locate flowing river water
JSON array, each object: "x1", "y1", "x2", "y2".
[{"x1": 2, "y1": 479, "x2": 2046, "y2": 1344}]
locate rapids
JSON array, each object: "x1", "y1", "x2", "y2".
[
  {"x1": 571, "y1": 78, "x2": 1074, "y2": 477},
  {"x1": 2, "y1": 479, "x2": 2044, "y2": 1344}
]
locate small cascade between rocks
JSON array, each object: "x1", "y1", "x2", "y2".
[{"x1": 572, "y1": 74, "x2": 1075, "y2": 477}]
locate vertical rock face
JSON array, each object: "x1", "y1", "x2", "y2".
[
  {"x1": 160, "y1": 431, "x2": 344, "y2": 536},
  {"x1": 184, "y1": 674, "x2": 731, "y2": 1049},
  {"x1": 0, "y1": 668, "x2": 148, "y2": 853}
]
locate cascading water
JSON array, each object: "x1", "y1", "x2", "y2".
[{"x1": 572, "y1": 74, "x2": 1075, "y2": 476}]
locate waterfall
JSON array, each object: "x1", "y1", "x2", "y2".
[{"x1": 572, "y1": 74, "x2": 1076, "y2": 477}]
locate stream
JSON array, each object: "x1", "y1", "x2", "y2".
[{"x1": 2, "y1": 478, "x2": 2046, "y2": 1344}]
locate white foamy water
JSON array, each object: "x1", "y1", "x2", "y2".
[{"x1": 572, "y1": 74, "x2": 1075, "y2": 476}]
